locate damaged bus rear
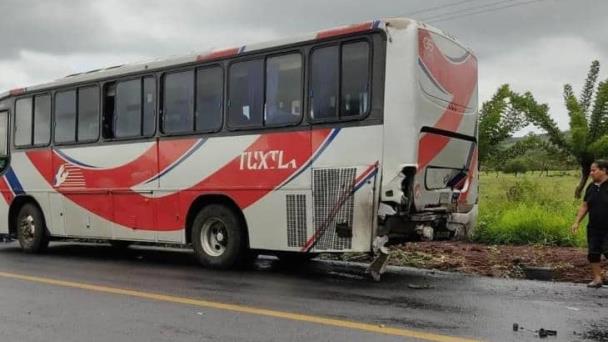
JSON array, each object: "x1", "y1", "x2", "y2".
[{"x1": 378, "y1": 19, "x2": 478, "y2": 246}]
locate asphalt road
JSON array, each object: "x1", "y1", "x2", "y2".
[{"x1": 0, "y1": 242, "x2": 606, "y2": 342}]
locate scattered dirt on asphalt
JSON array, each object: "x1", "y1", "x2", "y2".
[{"x1": 335, "y1": 241, "x2": 607, "y2": 283}]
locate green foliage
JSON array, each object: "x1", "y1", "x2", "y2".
[
  {"x1": 580, "y1": 60, "x2": 600, "y2": 116},
  {"x1": 519, "y1": 60, "x2": 608, "y2": 198},
  {"x1": 476, "y1": 204, "x2": 581, "y2": 246},
  {"x1": 475, "y1": 174, "x2": 586, "y2": 247},
  {"x1": 589, "y1": 81, "x2": 608, "y2": 143},
  {"x1": 502, "y1": 158, "x2": 527, "y2": 175},
  {"x1": 478, "y1": 85, "x2": 528, "y2": 164}
]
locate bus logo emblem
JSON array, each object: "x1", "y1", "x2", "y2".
[
  {"x1": 54, "y1": 164, "x2": 86, "y2": 188},
  {"x1": 239, "y1": 150, "x2": 297, "y2": 170}
]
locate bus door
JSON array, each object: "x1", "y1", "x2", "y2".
[
  {"x1": 0, "y1": 111, "x2": 9, "y2": 234},
  {"x1": 0, "y1": 111, "x2": 8, "y2": 171}
]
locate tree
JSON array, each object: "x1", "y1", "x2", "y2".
[
  {"x1": 478, "y1": 85, "x2": 529, "y2": 166},
  {"x1": 503, "y1": 158, "x2": 527, "y2": 176},
  {"x1": 520, "y1": 61, "x2": 608, "y2": 198}
]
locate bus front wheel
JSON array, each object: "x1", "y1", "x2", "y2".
[
  {"x1": 191, "y1": 204, "x2": 246, "y2": 269},
  {"x1": 16, "y1": 203, "x2": 49, "y2": 253}
]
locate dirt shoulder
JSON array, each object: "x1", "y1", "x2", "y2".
[{"x1": 339, "y1": 241, "x2": 606, "y2": 283}]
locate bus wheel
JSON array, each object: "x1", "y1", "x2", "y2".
[
  {"x1": 16, "y1": 203, "x2": 49, "y2": 253},
  {"x1": 191, "y1": 204, "x2": 246, "y2": 269}
]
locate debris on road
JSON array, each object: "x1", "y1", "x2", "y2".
[
  {"x1": 407, "y1": 283, "x2": 433, "y2": 290},
  {"x1": 521, "y1": 265, "x2": 554, "y2": 281},
  {"x1": 324, "y1": 241, "x2": 605, "y2": 283},
  {"x1": 513, "y1": 323, "x2": 558, "y2": 338}
]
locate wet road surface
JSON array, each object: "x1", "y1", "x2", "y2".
[{"x1": 0, "y1": 242, "x2": 606, "y2": 342}]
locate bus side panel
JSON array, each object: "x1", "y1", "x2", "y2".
[
  {"x1": 379, "y1": 22, "x2": 419, "y2": 204},
  {"x1": 308, "y1": 125, "x2": 382, "y2": 253},
  {"x1": 243, "y1": 130, "x2": 312, "y2": 251},
  {"x1": 0, "y1": 200, "x2": 8, "y2": 235},
  {"x1": 9, "y1": 151, "x2": 57, "y2": 235},
  {"x1": 158, "y1": 131, "x2": 314, "y2": 246}
]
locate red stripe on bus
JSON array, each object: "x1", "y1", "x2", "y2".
[
  {"x1": 417, "y1": 29, "x2": 477, "y2": 171},
  {"x1": 196, "y1": 48, "x2": 241, "y2": 62},
  {"x1": 458, "y1": 147, "x2": 478, "y2": 203},
  {"x1": 316, "y1": 22, "x2": 374, "y2": 40},
  {"x1": 26, "y1": 130, "x2": 333, "y2": 231},
  {"x1": 27, "y1": 139, "x2": 199, "y2": 189},
  {"x1": 0, "y1": 177, "x2": 14, "y2": 204},
  {"x1": 9, "y1": 88, "x2": 26, "y2": 96}
]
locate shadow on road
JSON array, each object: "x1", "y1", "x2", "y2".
[{"x1": 0, "y1": 242, "x2": 432, "y2": 287}]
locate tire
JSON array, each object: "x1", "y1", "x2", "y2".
[
  {"x1": 191, "y1": 204, "x2": 247, "y2": 269},
  {"x1": 16, "y1": 203, "x2": 50, "y2": 253},
  {"x1": 109, "y1": 240, "x2": 131, "y2": 249}
]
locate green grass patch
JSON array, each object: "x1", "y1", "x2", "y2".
[{"x1": 475, "y1": 172, "x2": 587, "y2": 247}]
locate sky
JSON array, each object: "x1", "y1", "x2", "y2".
[{"x1": 0, "y1": 0, "x2": 606, "y2": 135}]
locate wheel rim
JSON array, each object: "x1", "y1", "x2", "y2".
[
  {"x1": 19, "y1": 214, "x2": 36, "y2": 243},
  {"x1": 200, "y1": 218, "x2": 228, "y2": 257}
]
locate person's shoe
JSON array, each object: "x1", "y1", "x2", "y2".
[{"x1": 587, "y1": 280, "x2": 603, "y2": 288}]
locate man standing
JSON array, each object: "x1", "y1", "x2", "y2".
[{"x1": 572, "y1": 160, "x2": 608, "y2": 288}]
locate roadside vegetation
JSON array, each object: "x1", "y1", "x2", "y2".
[
  {"x1": 475, "y1": 172, "x2": 586, "y2": 247},
  {"x1": 473, "y1": 60, "x2": 608, "y2": 247}
]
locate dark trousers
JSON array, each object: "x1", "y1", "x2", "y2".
[{"x1": 588, "y1": 228, "x2": 608, "y2": 262}]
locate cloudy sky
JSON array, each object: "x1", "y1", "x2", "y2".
[{"x1": 1, "y1": 0, "x2": 605, "y2": 135}]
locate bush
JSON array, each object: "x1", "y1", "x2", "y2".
[
  {"x1": 502, "y1": 159, "x2": 528, "y2": 176},
  {"x1": 475, "y1": 204, "x2": 585, "y2": 246},
  {"x1": 475, "y1": 173, "x2": 586, "y2": 247}
]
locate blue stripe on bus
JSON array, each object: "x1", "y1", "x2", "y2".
[
  {"x1": 144, "y1": 138, "x2": 207, "y2": 184},
  {"x1": 279, "y1": 128, "x2": 341, "y2": 189},
  {"x1": 55, "y1": 149, "x2": 99, "y2": 169},
  {"x1": 353, "y1": 168, "x2": 378, "y2": 192},
  {"x1": 5, "y1": 167, "x2": 24, "y2": 194}
]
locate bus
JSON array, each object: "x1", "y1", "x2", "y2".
[{"x1": 0, "y1": 17, "x2": 478, "y2": 273}]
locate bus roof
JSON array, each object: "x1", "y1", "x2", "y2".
[{"x1": 0, "y1": 17, "x2": 469, "y2": 100}]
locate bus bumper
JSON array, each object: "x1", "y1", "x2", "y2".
[
  {"x1": 377, "y1": 203, "x2": 478, "y2": 242},
  {"x1": 447, "y1": 204, "x2": 478, "y2": 240}
]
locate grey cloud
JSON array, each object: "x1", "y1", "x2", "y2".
[
  {"x1": 2, "y1": 0, "x2": 606, "y2": 60},
  {"x1": 1, "y1": 0, "x2": 607, "y2": 131}
]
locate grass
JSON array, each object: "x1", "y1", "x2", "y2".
[{"x1": 475, "y1": 171, "x2": 587, "y2": 247}]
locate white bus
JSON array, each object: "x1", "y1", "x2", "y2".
[{"x1": 0, "y1": 18, "x2": 478, "y2": 272}]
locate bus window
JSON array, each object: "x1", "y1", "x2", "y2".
[
  {"x1": 33, "y1": 95, "x2": 51, "y2": 146},
  {"x1": 77, "y1": 86, "x2": 100, "y2": 142},
  {"x1": 310, "y1": 46, "x2": 339, "y2": 120},
  {"x1": 115, "y1": 79, "x2": 142, "y2": 138},
  {"x1": 0, "y1": 111, "x2": 7, "y2": 157},
  {"x1": 341, "y1": 41, "x2": 370, "y2": 117},
  {"x1": 228, "y1": 59, "x2": 263, "y2": 128},
  {"x1": 195, "y1": 66, "x2": 222, "y2": 132},
  {"x1": 265, "y1": 53, "x2": 302, "y2": 126},
  {"x1": 15, "y1": 98, "x2": 33, "y2": 147},
  {"x1": 102, "y1": 83, "x2": 116, "y2": 139},
  {"x1": 54, "y1": 90, "x2": 77, "y2": 144},
  {"x1": 163, "y1": 70, "x2": 194, "y2": 134},
  {"x1": 143, "y1": 77, "x2": 156, "y2": 136}
]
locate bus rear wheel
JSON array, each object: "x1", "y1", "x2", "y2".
[
  {"x1": 16, "y1": 203, "x2": 49, "y2": 253},
  {"x1": 191, "y1": 204, "x2": 246, "y2": 269}
]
